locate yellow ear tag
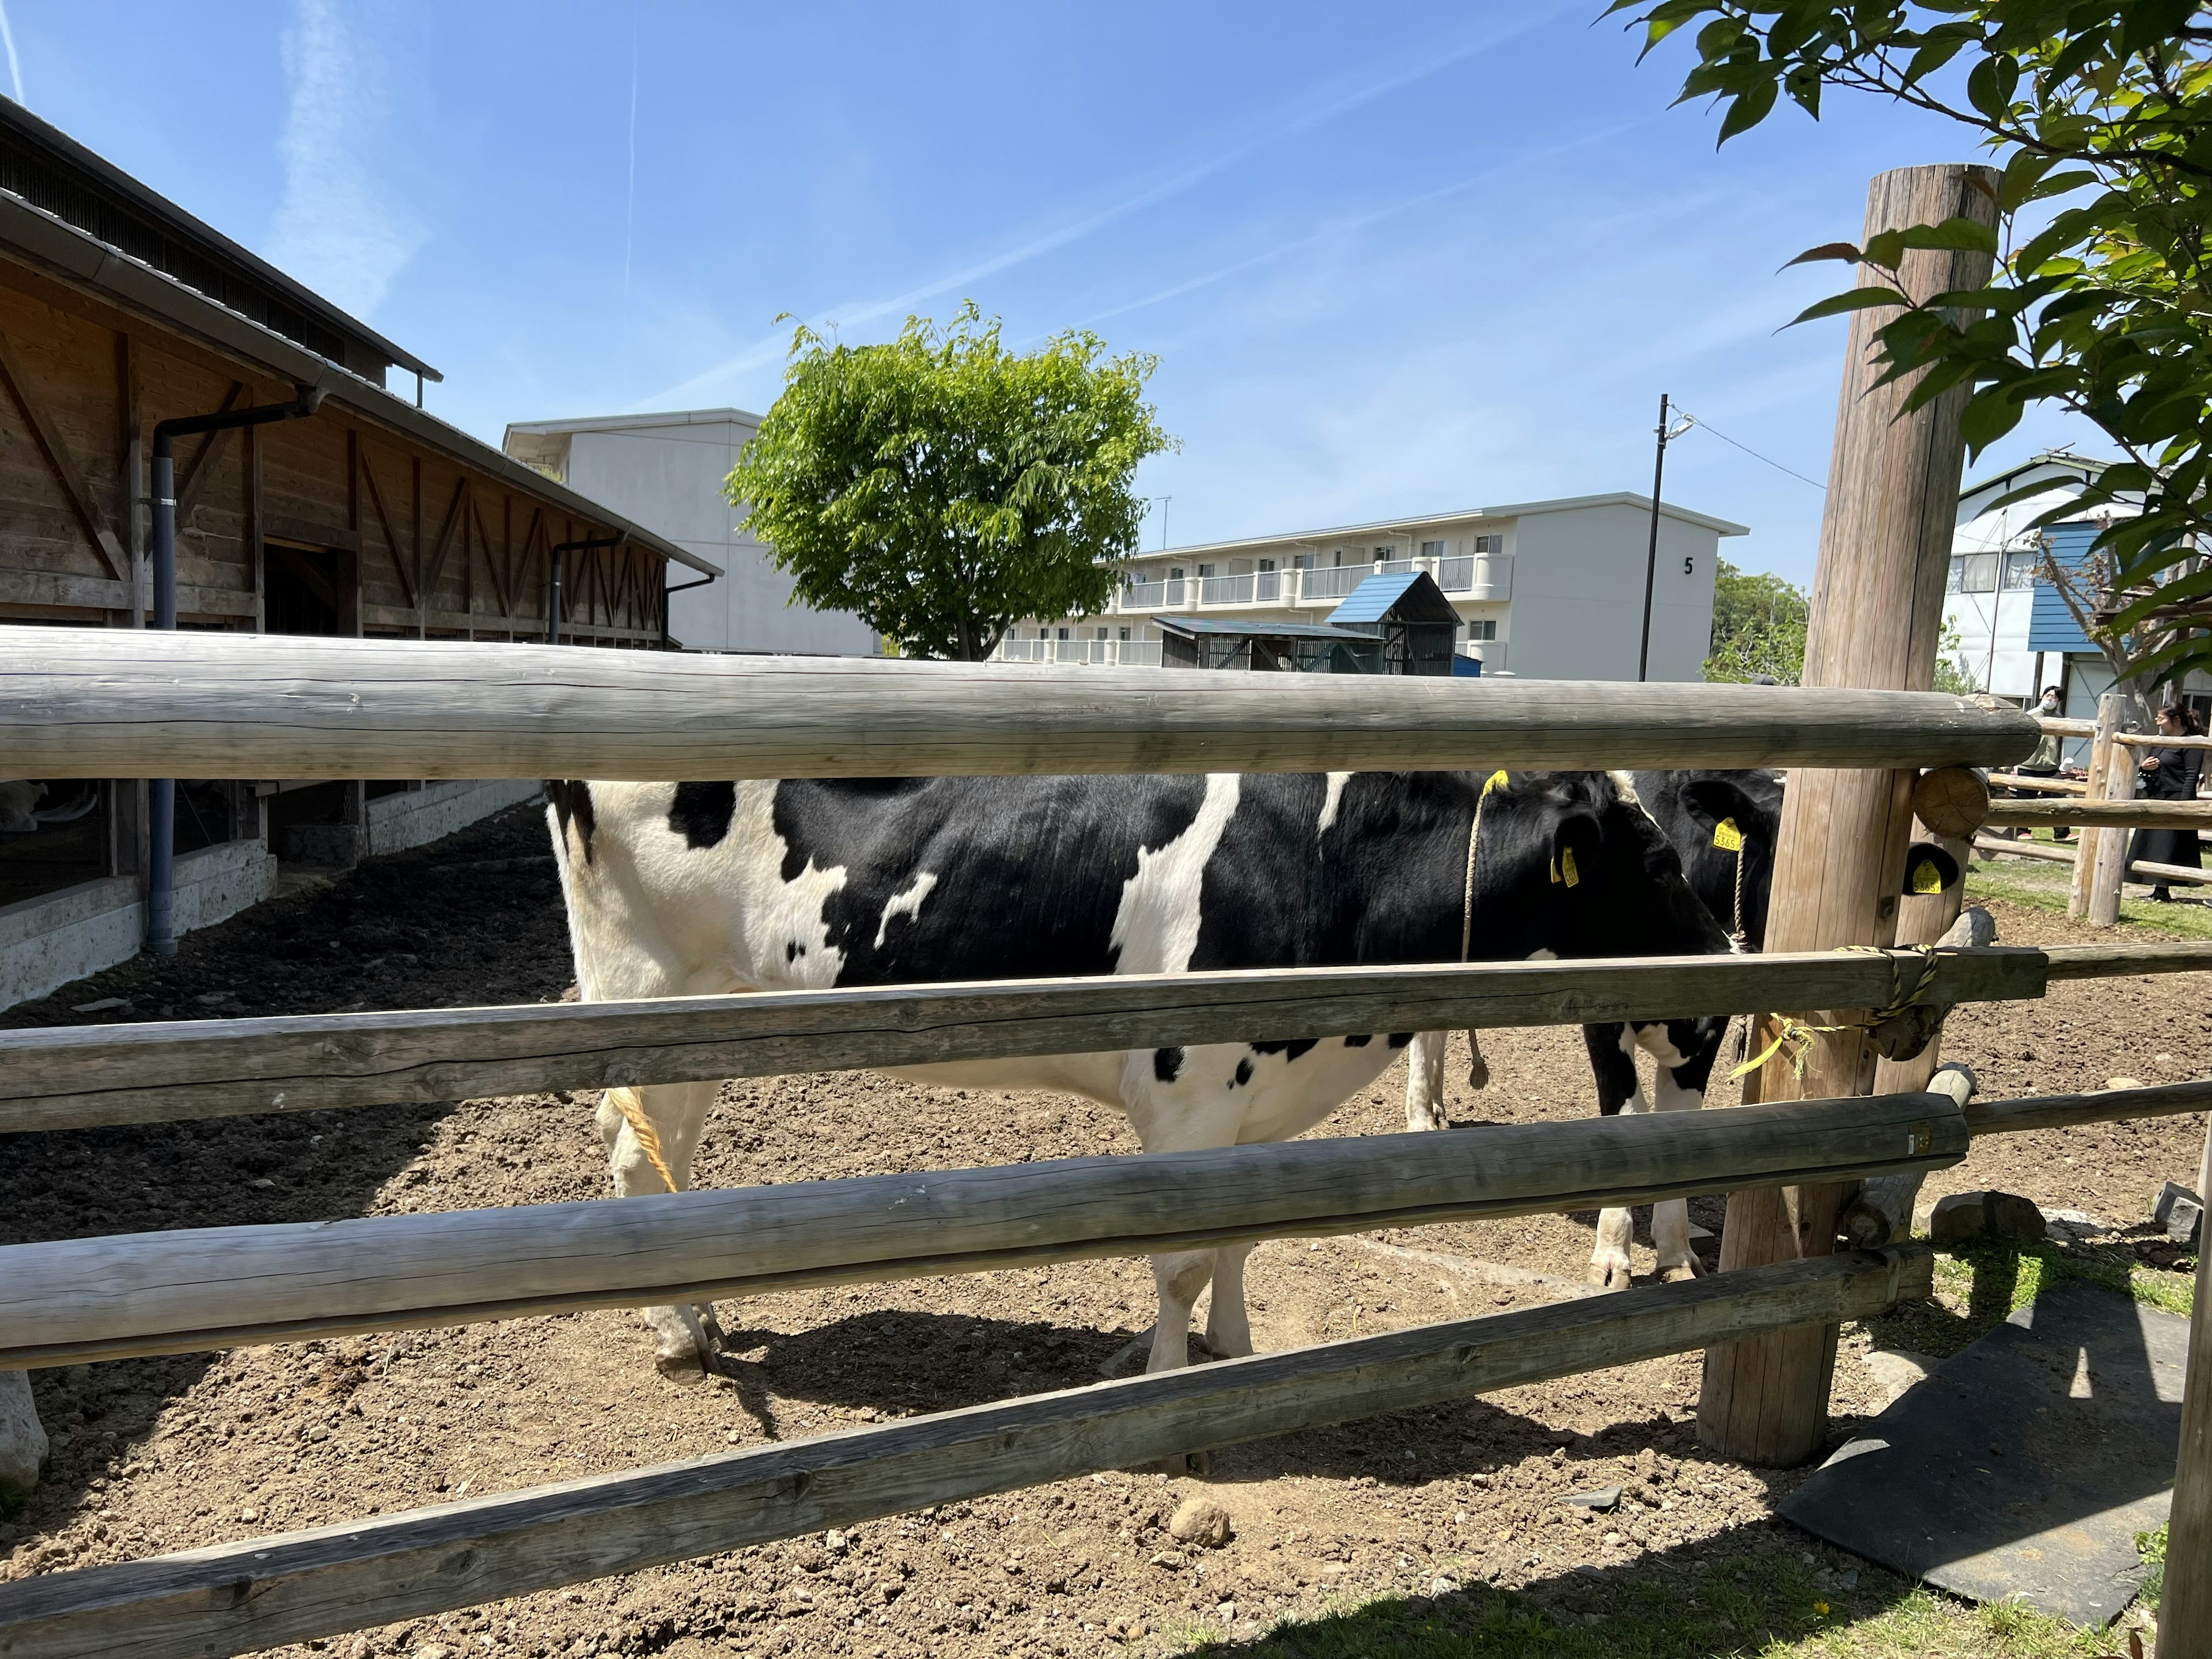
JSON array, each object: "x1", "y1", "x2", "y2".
[
  {"x1": 1911, "y1": 858, "x2": 1944, "y2": 895},
  {"x1": 1549, "y1": 857, "x2": 1561, "y2": 885},
  {"x1": 1482, "y1": 770, "x2": 1509, "y2": 797},
  {"x1": 1712, "y1": 817, "x2": 1744, "y2": 853},
  {"x1": 1560, "y1": 846, "x2": 1581, "y2": 888}
]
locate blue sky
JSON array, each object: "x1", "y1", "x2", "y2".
[{"x1": 7, "y1": 1, "x2": 2099, "y2": 584}]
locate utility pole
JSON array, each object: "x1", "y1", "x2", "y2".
[
  {"x1": 1158, "y1": 496, "x2": 1172, "y2": 552},
  {"x1": 1637, "y1": 392, "x2": 1676, "y2": 682}
]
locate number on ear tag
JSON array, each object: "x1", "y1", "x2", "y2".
[
  {"x1": 1712, "y1": 817, "x2": 1744, "y2": 852},
  {"x1": 1911, "y1": 857, "x2": 1944, "y2": 895},
  {"x1": 1561, "y1": 847, "x2": 1580, "y2": 888}
]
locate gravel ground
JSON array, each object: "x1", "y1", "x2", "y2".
[{"x1": 1, "y1": 802, "x2": 2205, "y2": 1658}]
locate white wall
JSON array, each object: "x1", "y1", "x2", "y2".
[
  {"x1": 561, "y1": 417, "x2": 877, "y2": 657},
  {"x1": 1505, "y1": 502, "x2": 1721, "y2": 681}
]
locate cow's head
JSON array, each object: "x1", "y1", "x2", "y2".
[
  {"x1": 1639, "y1": 770, "x2": 1784, "y2": 950},
  {"x1": 1474, "y1": 772, "x2": 1733, "y2": 963}
]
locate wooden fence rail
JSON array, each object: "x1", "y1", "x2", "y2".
[
  {"x1": 1982, "y1": 798, "x2": 2212, "y2": 830},
  {"x1": 1972, "y1": 835, "x2": 2212, "y2": 888},
  {"x1": 0, "y1": 946, "x2": 2084, "y2": 1136},
  {"x1": 0, "y1": 1248, "x2": 1931, "y2": 1659},
  {"x1": 0, "y1": 1093, "x2": 1969, "y2": 1368},
  {"x1": 0, "y1": 629, "x2": 2041, "y2": 781}
]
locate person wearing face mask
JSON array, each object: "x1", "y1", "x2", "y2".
[
  {"x1": 2129, "y1": 702, "x2": 2206, "y2": 902},
  {"x1": 2013, "y1": 686, "x2": 2072, "y2": 841}
]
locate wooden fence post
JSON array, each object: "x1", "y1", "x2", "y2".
[
  {"x1": 2090, "y1": 710, "x2": 2136, "y2": 927},
  {"x1": 2162, "y1": 1196, "x2": 2212, "y2": 1656},
  {"x1": 2070, "y1": 691, "x2": 2124, "y2": 920},
  {"x1": 1696, "y1": 161, "x2": 1998, "y2": 1467}
]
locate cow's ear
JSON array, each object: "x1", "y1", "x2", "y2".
[
  {"x1": 1680, "y1": 777, "x2": 1762, "y2": 842},
  {"x1": 1551, "y1": 810, "x2": 1602, "y2": 891}
]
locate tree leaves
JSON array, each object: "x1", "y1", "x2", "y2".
[
  {"x1": 727, "y1": 303, "x2": 1175, "y2": 660},
  {"x1": 1611, "y1": 0, "x2": 2212, "y2": 690}
]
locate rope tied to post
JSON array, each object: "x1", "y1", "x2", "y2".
[{"x1": 1730, "y1": 944, "x2": 1943, "y2": 1082}]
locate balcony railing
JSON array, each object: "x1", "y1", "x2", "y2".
[
  {"x1": 1111, "y1": 552, "x2": 1512, "y2": 613},
  {"x1": 1295, "y1": 564, "x2": 1374, "y2": 602},
  {"x1": 995, "y1": 637, "x2": 1162, "y2": 667}
]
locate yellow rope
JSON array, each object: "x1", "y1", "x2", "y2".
[
  {"x1": 603, "y1": 1086, "x2": 679, "y2": 1191},
  {"x1": 1460, "y1": 771, "x2": 1510, "y2": 962},
  {"x1": 1730, "y1": 945, "x2": 1941, "y2": 1083}
]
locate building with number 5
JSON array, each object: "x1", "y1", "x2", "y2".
[{"x1": 994, "y1": 491, "x2": 1745, "y2": 679}]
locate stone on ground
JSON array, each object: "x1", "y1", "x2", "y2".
[
  {"x1": 1168, "y1": 1496, "x2": 1233, "y2": 1548},
  {"x1": 1929, "y1": 1190, "x2": 2046, "y2": 1248},
  {"x1": 0, "y1": 1369, "x2": 46, "y2": 1495},
  {"x1": 2153, "y1": 1181, "x2": 2204, "y2": 1246}
]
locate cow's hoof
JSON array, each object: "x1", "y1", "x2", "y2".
[
  {"x1": 1659, "y1": 1262, "x2": 1702, "y2": 1285},
  {"x1": 655, "y1": 1350, "x2": 711, "y2": 1385},
  {"x1": 1586, "y1": 1259, "x2": 1634, "y2": 1292}
]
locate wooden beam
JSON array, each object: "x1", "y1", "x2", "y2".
[
  {"x1": 1974, "y1": 834, "x2": 2212, "y2": 887},
  {"x1": 1967, "y1": 1077, "x2": 2212, "y2": 1137},
  {"x1": 0, "y1": 1249, "x2": 1927, "y2": 1659},
  {"x1": 0, "y1": 629, "x2": 2044, "y2": 783},
  {"x1": 1698, "y1": 161, "x2": 1998, "y2": 1468},
  {"x1": 472, "y1": 499, "x2": 508, "y2": 616},
  {"x1": 0, "y1": 1096, "x2": 1963, "y2": 1368},
  {"x1": 0, "y1": 946, "x2": 2052, "y2": 1137},
  {"x1": 1983, "y1": 798, "x2": 2212, "y2": 829},
  {"x1": 415, "y1": 478, "x2": 467, "y2": 604},
  {"x1": 171, "y1": 381, "x2": 244, "y2": 522},
  {"x1": 1989, "y1": 771, "x2": 2088, "y2": 796},
  {"x1": 0, "y1": 321, "x2": 126, "y2": 579},
  {"x1": 2117, "y1": 730, "x2": 2212, "y2": 751},
  {"x1": 113, "y1": 329, "x2": 142, "y2": 624},
  {"x1": 357, "y1": 448, "x2": 413, "y2": 611},
  {"x1": 2070, "y1": 692, "x2": 2125, "y2": 918},
  {"x1": 2163, "y1": 1199, "x2": 2212, "y2": 1655},
  {"x1": 411, "y1": 455, "x2": 423, "y2": 635}
]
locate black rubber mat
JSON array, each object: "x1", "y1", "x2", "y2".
[{"x1": 1779, "y1": 1278, "x2": 2186, "y2": 1627}]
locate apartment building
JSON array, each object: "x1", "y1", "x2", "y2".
[{"x1": 998, "y1": 492, "x2": 1745, "y2": 679}]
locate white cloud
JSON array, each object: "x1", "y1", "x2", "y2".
[{"x1": 266, "y1": 0, "x2": 425, "y2": 321}]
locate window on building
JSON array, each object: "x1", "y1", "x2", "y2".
[
  {"x1": 1168, "y1": 566, "x2": 1184, "y2": 581},
  {"x1": 1293, "y1": 553, "x2": 1314, "y2": 570},
  {"x1": 1373, "y1": 546, "x2": 1393, "y2": 560},
  {"x1": 1420, "y1": 540, "x2": 1446, "y2": 559},
  {"x1": 1095, "y1": 627, "x2": 1109, "y2": 640},
  {"x1": 1056, "y1": 627, "x2": 1070, "y2": 640},
  {"x1": 1257, "y1": 557, "x2": 1277, "y2": 572},
  {"x1": 1462, "y1": 619, "x2": 1498, "y2": 642},
  {"x1": 2003, "y1": 548, "x2": 2041, "y2": 589},
  {"x1": 1198, "y1": 563, "x2": 1217, "y2": 578},
  {"x1": 1949, "y1": 553, "x2": 1999, "y2": 593},
  {"x1": 1118, "y1": 627, "x2": 1130, "y2": 641},
  {"x1": 1473, "y1": 533, "x2": 1504, "y2": 555}
]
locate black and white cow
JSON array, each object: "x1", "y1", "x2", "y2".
[
  {"x1": 1404, "y1": 768, "x2": 1785, "y2": 1289},
  {"x1": 546, "y1": 769, "x2": 1733, "y2": 1378}
]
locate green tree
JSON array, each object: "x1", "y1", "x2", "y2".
[
  {"x1": 728, "y1": 303, "x2": 1176, "y2": 661},
  {"x1": 1607, "y1": 0, "x2": 2212, "y2": 690},
  {"x1": 1704, "y1": 558, "x2": 1810, "y2": 681}
]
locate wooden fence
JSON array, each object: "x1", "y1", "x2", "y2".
[{"x1": 1, "y1": 631, "x2": 2208, "y2": 1659}]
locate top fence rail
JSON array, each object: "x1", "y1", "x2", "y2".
[{"x1": 0, "y1": 630, "x2": 2041, "y2": 781}]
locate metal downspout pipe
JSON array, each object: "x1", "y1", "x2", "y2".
[{"x1": 146, "y1": 388, "x2": 324, "y2": 956}]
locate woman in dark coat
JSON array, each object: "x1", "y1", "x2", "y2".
[{"x1": 2130, "y1": 702, "x2": 2206, "y2": 902}]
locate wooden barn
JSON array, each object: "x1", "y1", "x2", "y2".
[{"x1": 0, "y1": 101, "x2": 716, "y2": 1007}]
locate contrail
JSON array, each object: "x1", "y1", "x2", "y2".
[
  {"x1": 0, "y1": 2, "x2": 25, "y2": 107},
  {"x1": 623, "y1": 4, "x2": 638, "y2": 300},
  {"x1": 631, "y1": 2, "x2": 1573, "y2": 411}
]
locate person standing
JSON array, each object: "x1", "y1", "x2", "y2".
[
  {"x1": 2015, "y1": 686, "x2": 2071, "y2": 840},
  {"x1": 2130, "y1": 702, "x2": 2206, "y2": 902}
]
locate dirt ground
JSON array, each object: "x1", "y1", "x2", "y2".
[{"x1": 2, "y1": 802, "x2": 2207, "y2": 1658}]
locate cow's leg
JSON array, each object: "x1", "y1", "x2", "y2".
[
  {"x1": 1404, "y1": 1031, "x2": 1449, "y2": 1132},
  {"x1": 1583, "y1": 1022, "x2": 1646, "y2": 1291},
  {"x1": 1640, "y1": 1018, "x2": 1721, "y2": 1283},
  {"x1": 598, "y1": 1079, "x2": 721, "y2": 1377},
  {"x1": 1202, "y1": 1241, "x2": 1257, "y2": 1359}
]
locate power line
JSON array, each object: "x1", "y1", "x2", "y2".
[{"x1": 1672, "y1": 408, "x2": 1827, "y2": 492}]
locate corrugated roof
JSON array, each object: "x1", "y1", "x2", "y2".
[
  {"x1": 1156, "y1": 617, "x2": 1369, "y2": 639},
  {"x1": 1326, "y1": 570, "x2": 1461, "y2": 626}
]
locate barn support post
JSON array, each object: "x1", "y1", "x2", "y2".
[
  {"x1": 1695, "y1": 162, "x2": 1998, "y2": 1466},
  {"x1": 2164, "y1": 1205, "x2": 2212, "y2": 1654},
  {"x1": 2069, "y1": 691, "x2": 2124, "y2": 919}
]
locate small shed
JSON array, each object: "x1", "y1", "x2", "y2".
[
  {"x1": 1326, "y1": 570, "x2": 1461, "y2": 676},
  {"x1": 1157, "y1": 616, "x2": 1381, "y2": 673}
]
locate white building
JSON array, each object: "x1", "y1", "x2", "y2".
[
  {"x1": 1945, "y1": 450, "x2": 2117, "y2": 707},
  {"x1": 997, "y1": 493, "x2": 1745, "y2": 679},
  {"x1": 503, "y1": 408, "x2": 877, "y2": 656}
]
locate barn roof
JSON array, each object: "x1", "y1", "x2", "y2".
[
  {"x1": 0, "y1": 130, "x2": 718, "y2": 579},
  {"x1": 0, "y1": 97, "x2": 438, "y2": 385},
  {"x1": 1326, "y1": 570, "x2": 1461, "y2": 626}
]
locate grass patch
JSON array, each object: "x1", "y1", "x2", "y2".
[
  {"x1": 1966, "y1": 861, "x2": 2212, "y2": 940},
  {"x1": 2138, "y1": 1522, "x2": 2168, "y2": 1613},
  {"x1": 1862, "y1": 1238, "x2": 2192, "y2": 1361},
  {"x1": 1198, "y1": 1552, "x2": 2123, "y2": 1657}
]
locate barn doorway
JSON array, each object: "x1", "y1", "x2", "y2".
[{"x1": 260, "y1": 538, "x2": 363, "y2": 863}]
